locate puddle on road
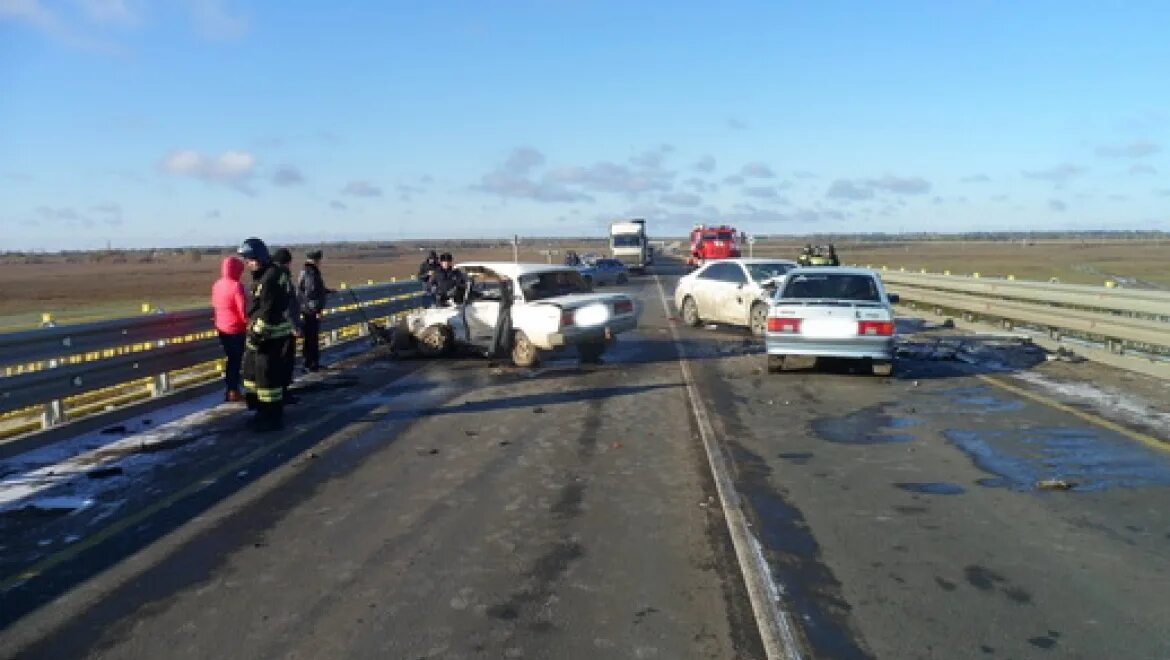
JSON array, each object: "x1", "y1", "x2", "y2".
[
  {"x1": 945, "y1": 427, "x2": 1170, "y2": 492},
  {"x1": 936, "y1": 386, "x2": 1026, "y2": 414},
  {"x1": 812, "y1": 404, "x2": 919, "y2": 445},
  {"x1": 895, "y1": 482, "x2": 966, "y2": 495}
]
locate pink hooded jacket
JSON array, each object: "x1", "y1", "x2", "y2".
[{"x1": 212, "y1": 257, "x2": 248, "y2": 334}]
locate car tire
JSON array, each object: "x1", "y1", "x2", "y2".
[
  {"x1": 871, "y1": 360, "x2": 894, "y2": 377},
  {"x1": 616, "y1": 273, "x2": 628, "y2": 285},
  {"x1": 750, "y1": 303, "x2": 769, "y2": 337},
  {"x1": 511, "y1": 330, "x2": 540, "y2": 368},
  {"x1": 578, "y1": 342, "x2": 606, "y2": 364},
  {"x1": 417, "y1": 324, "x2": 452, "y2": 357},
  {"x1": 767, "y1": 355, "x2": 786, "y2": 374},
  {"x1": 681, "y1": 296, "x2": 702, "y2": 327}
]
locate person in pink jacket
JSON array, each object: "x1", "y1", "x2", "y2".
[{"x1": 212, "y1": 256, "x2": 249, "y2": 402}]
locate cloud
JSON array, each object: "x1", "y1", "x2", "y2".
[
  {"x1": 90, "y1": 202, "x2": 124, "y2": 226},
  {"x1": 0, "y1": 0, "x2": 116, "y2": 51},
  {"x1": 549, "y1": 161, "x2": 672, "y2": 195},
  {"x1": 186, "y1": 0, "x2": 248, "y2": 40},
  {"x1": 477, "y1": 146, "x2": 678, "y2": 203},
  {"x1": 660, "y1": 192, "x2": 702, "y2": 207},
  {"x1": 744, "y1": 186, "x2": 780, "y2": 199},
  {"x1": 991, "y1": 194, "x2": 1009, "y2": 202},
  {"x1": 160, "y1": 149, "x2": 257, "y2": 193},
  {"x1": 504, "y1": 147, "x2": 545, "y2": 174},
  {"x1": 271, "y1": 165, "x2": 305, "y2": 187},
  {"x1": 693, "y1": 155, "x2": 716, "y2": 173},
  {"x1": 630, "y1": 144, "x2": 674, "y2": 169},
  {"x1": 205, "y1": 209, "x2": 221, "y2": 219},
  {"x1": 395, "y1": 183, "x2": 424, "y2": 201},
  {"x1": 792, "y1": 170, "x2": 818, "y2": 179},
  {"x1": 341, "y1": 180, "x2": 382, "y2": 197},
  {"x1": 868, "y1": 175, "x2": 931, "y2": 195},
  {"x1": 740, "y1": 162, "x2": 775, "y2": 178},
  {"x1": 329, "y1": 200, "x2": 347, "y2": 211},
  {"x1": 1129, "y1": 164, "x2": 1158, "y2": 176},
  {"x1": 1095, "y1": 139, "x2": 1161, "y2": 159},
  {"x1": 722, "y1": 175, "x2": 745, "y2": 186},
  {"x1": 960, "y1": 174, "x2": 991, "y2": 183},
  {"x1": 726, "y1": 117, "x2": 748, "y2": 130},
  {"x1": 826, "y1": 179, "x2": 874, "y2": 201},
  {"x1": 1049, "y1": 199, "x2": 1067, "y2": 212},
  {"x1": 682, "y1": 177, "x2": 716, "y2": 193},
  {"x1": 1022, "y1": 163, "x2": 1086, "y2": 184},
  {"x1": 77, "y1": 0, "x2": 141, "y2": 25}
]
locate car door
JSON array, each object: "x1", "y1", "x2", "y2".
[
  {"x1": 691, "y1": 263, "x2": 723, "y2": 318},
  {"x1": 463, "y1": 276, "x2": 503, "y2": 347},
  {"x1": 695, "y1": 262, "x2": 733, "y2": 322},
  {"x1": 717, "y1": 263, "x2": 751, "y2": 325}
]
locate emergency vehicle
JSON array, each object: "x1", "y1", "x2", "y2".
[{"x1": 687, "y1": 224, "x2": 742, "y2": 268}]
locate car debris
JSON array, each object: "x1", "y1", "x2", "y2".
[{"x1": 1036, "y1": 479, "x2": 1076, "y2": 491}]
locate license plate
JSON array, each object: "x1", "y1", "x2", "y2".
[{"x1": 801, "y1": 318, "x2": 856, "y2": 338}]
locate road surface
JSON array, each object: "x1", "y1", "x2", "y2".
[{"x1": 1, "y1": 264, "x2": 1168, "y2": 659}]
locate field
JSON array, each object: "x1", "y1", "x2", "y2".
[{"x1": 0, "y1": 238, "x2": 1166, "y2": 331}]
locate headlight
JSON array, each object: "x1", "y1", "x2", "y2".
[{"x1": 572, "y1": 303, "x2": 610, "y2": 326}]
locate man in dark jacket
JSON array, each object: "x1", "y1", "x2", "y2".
[
  {"x1": 238, "y1": 237, "x2": 293, "y2": 431},
  {"x1": 418, "y1": 250, "x2": 440, "y2": 305},
  {"x1": 297, "y1": 249, "x2": 332, "y2": 371},
  {"x1": 273, "y1": 248, "x2": 302, "y2": 404},
  {"x1": 430, "y1": 252, "x2": 467, "y2": 306}
]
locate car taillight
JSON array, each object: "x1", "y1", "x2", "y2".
[
  {"x1": 561, "y1": 310, "x2": 575, "y2": 327},
  {"x1": 614, "y1": 299, "x2": 634, "y2": 315},
  {"x1": 858, "y1": 321, "x2": 894, "y2": 336},
  {"x1": 767, "y1": 317, "x2": 801, "y2": 333}
]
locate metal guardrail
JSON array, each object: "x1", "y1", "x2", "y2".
[
  {"x1": 0, "y1": 280, "x2": 427, "y2": 433},
  {"x1": 878, "y1": 271, "x2": 1170, "y2": 376}
]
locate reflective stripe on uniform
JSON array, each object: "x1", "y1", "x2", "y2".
[
  {"x1": 255, "y1": 387, "x2": 283, "y2": 403},
  {"x1": 243, "y1": 379, "x2": 257, "y2": 391},
  {"x1": 250, "y1": 319, "x2": 294, "y2": 337}
]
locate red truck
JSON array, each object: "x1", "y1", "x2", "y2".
[{"x1": 687, "y1": 224, "x2": 742, "y2": 268}]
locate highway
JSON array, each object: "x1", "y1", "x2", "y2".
[{"x1": 1, "y1": 265, "x2": 1169, "y2": 659}]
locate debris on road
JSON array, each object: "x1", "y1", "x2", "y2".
[
  {"x1": 1036, "y1": 479, "x2": 1076, "y2": 491},
  {"x1": 464, "y1": 430, "x2": 479, "y2": 437},
  {"x1": 533, "y1": 407, "x2": 546, "y2": 414},
  {"x1": 85, "y1": 465, "x2": 124, "y2": 479}
]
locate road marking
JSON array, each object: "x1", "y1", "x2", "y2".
[
  {"x1": 653, "y1": 275, "x2": 804, "y2": 660},
  {"x1": 976, "y1": 374, "x2": 1169, "y2": 453},
  {"x1": 0, "y1": 363, "x2": 437, "y2": 593}
]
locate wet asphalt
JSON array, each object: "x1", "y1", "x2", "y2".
[{"x1": 1, "y1": 265, "x2": 1169, "y2": 659}]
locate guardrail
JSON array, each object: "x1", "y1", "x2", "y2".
[
  {"x1": 0, "y1": 280, "x2": 427, "y2": 437},
  {"x1": 876, "y1": 270, "x2": 1170, "y2": 378}
]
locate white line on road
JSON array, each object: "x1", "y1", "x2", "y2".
[{"x1": 652, "y1": 275, "x2": 804, "y2": 660}]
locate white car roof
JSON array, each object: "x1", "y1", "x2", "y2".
[
  {"x1": 458, "y1": 262, "x2": 576, "y2": 279},
  {"x1": 789, "y1": 266, "x2": 879, "y2": 277},
  {"x1": 727, "y1": 258, "x2": 798, "y2": 266}
]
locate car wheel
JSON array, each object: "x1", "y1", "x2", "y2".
[
  {"x1": 511, "y1": 330, "x2": 540, "y2": 368},
  {"x1": 417, "y1": 324, "x2": 452, "y2": 357},
  {"x1": 681, "y1": 296, "x2": 702, "y2": 327},
  {"x1": 750, "y1": 303, "x2": 769, "y2": 337},
  {"x1": 578, "y1": 342, "x2": 606, "y2": 364},
  {"x1": 616, "y1": 273, "x2": 628, "y2": 285},
  {"x1": 871, "y1": 360, "x2": 894, "y2": 377},
  {"x1": 767, "y1": 355, "x2": 786, "y2": 374}
]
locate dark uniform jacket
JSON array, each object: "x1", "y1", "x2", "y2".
[
  {"x1": 431, "y1": 266, "x2": 467, "y2": 304},
  {"x1": 248, "y1": 264, "x2": 293, "y2": 345},
  {"x1": 297, "y1": 263, "x2": 328, "y2": 315}
]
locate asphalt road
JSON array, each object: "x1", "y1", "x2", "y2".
[{"x1": 1, "y1": 265, "x2": 1169, "y2": 659}]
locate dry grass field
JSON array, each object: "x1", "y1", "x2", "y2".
[{"x1": 0, "y1": 238, "x2": 1166, "y2": 331}]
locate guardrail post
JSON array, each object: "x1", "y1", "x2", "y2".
[
  {"x1": 150, "y1": 372, "x2": 172, "y2": 397},
  {"x1": 1001, "y1": 319, "x2": 1014, "y2": 331},
  {"x1": 1048, "y1": 327, "x2": 1062, "y2": 341},
  {"x1": 41, "y1": 400, "x2": 66, "y2": 428}
]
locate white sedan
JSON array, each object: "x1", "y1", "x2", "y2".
[
  {"x1": 405, "y1": 262, "x2": 639, "y2": 367},
  {"x1": 674, "y1": 259, "x2": 798, "y2": 335}
]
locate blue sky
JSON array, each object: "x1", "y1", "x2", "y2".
[{"x1": 2, "y1": 1, "x2": 1169, "y2": 250}]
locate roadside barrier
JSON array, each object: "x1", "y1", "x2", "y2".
[{"x1": 0, "y1": 280, "x2": 427, "y2": 439}]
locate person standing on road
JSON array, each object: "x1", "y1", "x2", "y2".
[
  {"x1": 211, "y1": 255, "x2": 248, "y2": 403},
  {"x1": 430, "y1": 252, "x2": 467, "y2": 306},
  {"x1": 297, "y1": 249, "x2": 333, "y2": 372},
  {"x1": 238, "y1": 237, "x2": 293, "y2": 431},
  {"x1": 273, "y1": 248, "x2": 303, "y2": 404},
  {"x1": 418, "y1": 250, "x2": 440, "y2": 305}
]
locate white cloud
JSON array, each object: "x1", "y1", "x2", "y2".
[
  {"x1": 160, "y1": 149, "x2": 257, "y2": 193},
  {"x1": 77, "y1": 0, "x2": 141, "y2": 25},
  {"x1": 726, "y1": 117, "x2": 748, "y2": 130},
  {"x1": 330, "y1": 200, "x2": 347, "y2": 211},
  {"x1": 271, "y1": 165, "x2": 305, "y2": 186},
  {"x1": 1095, "y1": 139, "x2": 1161, "y2": 159},
  {"x1": 868, "y1": 175, "x2": 931, "y2": 195},
  {"x1": 185, "y1": 0, "x2": 247, "y2": 39},
  {"x1": 1049, "y1": 199, "x2": 1067, "y2": 212},
  {"x1": 722, "y1": 175, "x2": 745, "y2": 186},
  {"x1": 341, "y1": 180, "x2": 383, "y2": 197},
  {"x1": 660, "y1": 192, "x2": 702, "y2": 207},
  {"x1": 1129, "y1": 164, "x2": 1158, "y2": 176},
  {"x1": 1023, "y1": 163, "x2": 1086, "y2": 183},
  {"x1": 826, "y1": 179, "x2": 874, "y2": 201},
  {"x1": 693, "y1": 155, "x2": 716, "y2": 173},
  {"x1": 960, "y1": 174, "x2": 991, "y2": 183},
  {"x1": 743, "y1": 185, "x2": 780, "y2": 199},
  {"x1": 740, "y1": 162, "x2": 776, "y2": 178}
]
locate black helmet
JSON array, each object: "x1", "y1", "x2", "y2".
[
  {"x1": 238, "y1": 237, "x2": 270, "y2": 264},
  {"x1": 306, "y1": 249, "x2": 323, "y2": 261},
  {"x1": 273, "y1": 248, "x2": 293, "y2": 265}
]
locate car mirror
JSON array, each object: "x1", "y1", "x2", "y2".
[{"x1": 888, "y1": 293, "x2": 901, "y2": 304}]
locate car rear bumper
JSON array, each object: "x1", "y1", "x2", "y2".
[
  {"x1": 548, "y1": 314, "x2": 638, "y2": 347},
  {"x1": 765, "y1": 335, "x2": 894, "y2": 360}
]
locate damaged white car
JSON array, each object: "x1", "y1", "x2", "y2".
[{"x1": 402, "y1": 262, "x2": 640, "y2": 367}]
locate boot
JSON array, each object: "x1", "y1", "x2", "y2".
[{"x1": 226, "y1": 390, "x2": 245, "y2": 403}]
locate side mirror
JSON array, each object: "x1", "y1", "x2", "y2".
[{"x1": 888, "y1": 293, "x2": 901, "y2": 305}]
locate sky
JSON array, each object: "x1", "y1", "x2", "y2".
[{"x1": 2, "y1": 1, "x2": 1169, "y2": 250}]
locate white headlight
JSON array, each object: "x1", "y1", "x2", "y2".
[{"x1": 573, "y1": 303, "x2": 610, "y2": 326}]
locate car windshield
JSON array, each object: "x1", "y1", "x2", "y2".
[
  {"x1": 746, "y1": 262, "x2": 794, "y2": 282},
  {"x1": 518, "y1": 270, "x2": 592, "y2": 301},
  {"x1": 780, "y1": 273, "x2": 881, "y2": 302},
  {"x1": 717, "y1": 232, "x2": 734, "y2": 241},
  {"x1": 612, "y1": 234, "x2": 641, "y2": 247}
]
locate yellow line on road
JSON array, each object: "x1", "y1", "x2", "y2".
[{"x1": 976, "y1": 374, "x2": 1169, "y2": 453}]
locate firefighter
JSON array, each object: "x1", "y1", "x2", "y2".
[
  {"x1": 297, "y1": 249, "x2": 332, "y2": 371},
  {"x1": 273, "y1": 248, "x2": 302, "y2": 404},
  {"x1": 238, "y1": 237, "x2": 293, "y2": 431},
  {"x1": 431, "y1": 252, "x2": 467, "y2": 306}
]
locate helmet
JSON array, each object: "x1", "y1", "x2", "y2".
[
  {"x1": 439, "y1": 252, "x2": 453, "y2": 261},
  {"x1": 306, "y1": 249, "x2": 323, "y2": 261},
  {"x1": 273, "y1": 248, "x2": 293, "y2": 265},
  {"x1": 238, "y1": 237, "x2": 270, "y2": 264}
]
